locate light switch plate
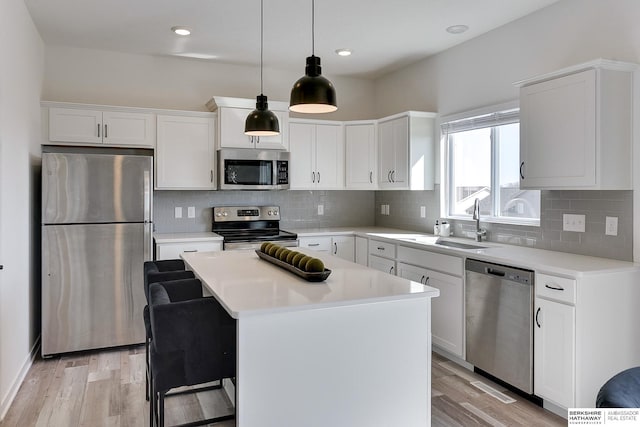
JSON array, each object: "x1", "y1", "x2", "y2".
[
  {"x1": 318, "y1": 204, "x2": 324, "y2": 215},
  {"x1": 563, "y1": 213, "x2": 585, "y2": 232},
  {"x1": 605, "y1": 216, "x2": 618, "y2": 236},
  {"x1": 420, "y1": 206, "x2": 426, "y2": 218},
  {"x1": 174, "y1": 207, "x2": 183, "y2": 219},
  {"x1": 381, "y1": 205, "x2": 385, "y2": 215},
  {"x1": 187, "y1": 206, "x2": 196, "y2": 218}
]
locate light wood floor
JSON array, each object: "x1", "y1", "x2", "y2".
[{"x1": 1, "y1": 346, "x2": 565, "y2": 426}]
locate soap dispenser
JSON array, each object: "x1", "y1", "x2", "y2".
[{"x1": 433, "y1": 220, "x2": 440, "y2": 236}]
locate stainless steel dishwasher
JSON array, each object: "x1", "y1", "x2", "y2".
[{"x1": 465, "y1": 258, "x2": 534, "y2": 394}]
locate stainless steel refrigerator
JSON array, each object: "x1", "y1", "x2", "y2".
[{"x1": 41, "y1": 146, "x2": 152, "y2": 356}]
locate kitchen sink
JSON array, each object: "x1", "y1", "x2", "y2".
[{"x1": 434, "y1": 240, "x2": 487, "y2": 250}]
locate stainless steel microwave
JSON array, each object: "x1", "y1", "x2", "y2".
[{"x1": 218, "y1": 149, "x2": 290, "y2": 190}]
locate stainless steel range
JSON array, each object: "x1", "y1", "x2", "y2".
[{"x1": 213, "y1": 205, "x2": 298, "y2": 250}]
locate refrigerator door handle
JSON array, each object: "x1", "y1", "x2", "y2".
[
  {"x1": 143, "y1": 170, "x2": 151, "y2": 223},
  {"x1": 144, "y1": 222, "x2": 152, "y2": 261}
]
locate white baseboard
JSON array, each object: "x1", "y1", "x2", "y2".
[{"x1": 0, "y1": 335, "x2": 40, "y2": 421}]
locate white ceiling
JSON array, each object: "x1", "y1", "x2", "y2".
[{"x1": 25, "y1": 0, "x2": 560, "y2": 79}]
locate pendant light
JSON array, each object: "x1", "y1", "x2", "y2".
[
  {"x1": 289, "y1": 0, "x2": 337, "y2": 114},
  {"x1": 245, "y1": 0, "x2": 280, "y2": 136}
]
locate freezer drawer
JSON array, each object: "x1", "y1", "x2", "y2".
[{"x1": 42, "y1": 223, "x2": 147, "y2": 355}]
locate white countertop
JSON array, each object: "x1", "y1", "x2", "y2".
[
  {"x1": 154, "y1": 232, "x2": 222, "y2": 243},
  {"x1": 181, "y1": 248, "x2": 439, "y2": 319},
  {"x1": 292, "y1": 226, "x2": 640, "y2": 277}
]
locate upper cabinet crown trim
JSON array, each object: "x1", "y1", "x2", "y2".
[
  {"x1": 206, "y1": 96, "x2": 290, "y2": 112},
  {"x1": 513, "y1": 58, "x2": 639, "y2": 87},
  {"x1": 41, "y1": 101, "x2": 215, "y2": 118}
]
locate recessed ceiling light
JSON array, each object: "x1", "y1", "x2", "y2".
[
  {"x1": 335, "y1": 49, "x2": 352, "y2": 57},
  {"x1": 171, "y1": 26, "x2": 192, "y2": 36},
  {"x1": 446, "y1": 25, "x2": 469, "y2": 34}
]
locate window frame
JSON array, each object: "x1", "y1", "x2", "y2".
[{"x1": 440, "y1": 101, "x2": 540, "y2": 227}]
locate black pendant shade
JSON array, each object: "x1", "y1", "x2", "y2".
[
  {"x1": 245, "y1": 0, "x2": 280, "y2": 136},
  {"x1": 289, "y1": 55, "x2": 337, "y2": 113},
  {"x1": 245, "y1": 94, "x2": 280, "y2": 136}
]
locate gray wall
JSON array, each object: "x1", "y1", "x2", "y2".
[
  {"x1": 375, "y1": 188, "x2": 633, "y2": 261},
  {"x1": 154, "y1": 190, "x2": 376, "y2": 233}
]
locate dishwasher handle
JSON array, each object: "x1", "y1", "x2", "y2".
[{"x1": 486, "y1": 267, "x2": 506, "y2": 277}]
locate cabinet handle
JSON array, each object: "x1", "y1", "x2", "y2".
[
  {"x1": 535, "y1": 307, "x2": 541, "y2": 328},
  {"x1": 255, "y1": 136, "x2": 259, "y2": 144},
  {"x1": 308, "y1": 243, "x2": 320, "y2": 247},
  {"x1": 369, "y1": 171, "x2": 373, "y2": 183},
  {"x1": 210, "y1": 170, "x2": 213, "y2": 183},
  {"x1": 104, "y1": 124, "x2": 108, "y2": 139},
  {"x1": 387, "y1": 171, "x2": 392, "y2": 182},
  {"x1": 183, "y1": 249, "x2": 198, "y2": 253},
  {"x1": 97, "y1": 124, "x2": 100, "y2": 138},
  {"x1": 520, "y1": 161, "x2": 525, "y2": 180},
  {"x1": 389, "y1": 266, "x2": 394, "y2": 274},
  {"x1": 544, "y1": 283, "x2": 565, "y2": 291},
  {"x1": 0, "y1": 265, "x2": 3, "y2": 270},
  {"x1": 420, "y1": 275, "x2": 425, "y2": 284},
  {"x1": 391, "y1": 170, "x2": 395, "y2": 182},
  {"x1": 312, "y1": 171, "x2": 316, "y2": 183},
  {"x1": 377, "y1": 246, "x2": 385, "y2": 250},
  {"x1": 425, "y1": 276, "x2": 430, "y2": 285},
  {"x1": 333, "y1": 242, "x2": 337, "y2": 254},
  {"x1": 317, "y1": 172, "x2": 320, "y2": 183}
]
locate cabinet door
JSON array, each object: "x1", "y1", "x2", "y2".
[
  {"x1": 156, "y1": 115, "x2": 216, "y2": 189},
  {"x1": 378, "y1": 120, "x2": 395, "y2": 188},
  {"x1": 368, "y1": 255, "x2": 395, "y2": 276},
  {"x1": 534, "y1": 297, "x2": 575, "y2": 409},
  {"x1": 49, "y1": 108, "x2": 103, "y2": 144},
  {"x1": 332, "y1": 236, "x2": 354, "y2": 262},
  {"x1": 102, "y1": 111, "x2": 155, "y2": 147},
  {"x1": 315, "y1": 124, "x2": 343, "y2": 189},
  {"x1": 255, "y1": 110, "x2": 288, "y2": 150},
  {"x1": 219, "y1": 107, "x2": 286, "y2": 150},
  {"x1": 355, "y1": 236, "x2": 368, "y2": 266},
  {"x1": 391, "y1": 116, "x2": 409, "y2": 186},
  {"x1": 156, "y1": 241, "x2": 222, "y2": 260},
  {"x1": 345, "y1": 123, "x2": 376, "y2": 189},
  {"x1": 424, "y1": 269, "x2": 463, "y2": 357},
  {"x1": 397, "y1": 262, "x2": 428, "y2": 284},
  {"x1": 520, "y1": 69, "x2": 596, "y2": 189},
  {"x1": 298, "y1": 236, "x2": 331, "y2": 253},
  {"x1": 289, "y1": 122, "x2": 316, "y2": 189}
]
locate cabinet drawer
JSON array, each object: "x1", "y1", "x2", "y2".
[
  {"x1": 536, "y1": 273, "x2": 576, "y2": 304},
  {"x1": 397, "y1": 245, "x2": 463, "y2": 276},
  {"x1": 369, "y1": 239, "x2": 396, "y2": 259},
  {"x1": 156, "y1": 241, "x2": 222, "y2": 260},
  {"x1": 298, "y1": 236, "x2": 332, "y2": 252}
]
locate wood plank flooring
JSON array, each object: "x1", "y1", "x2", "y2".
[{"x1": 1, "y1": 346, "x2": 565, "y2": 426}]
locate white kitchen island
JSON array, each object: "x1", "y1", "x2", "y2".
[{"x1": 181, "y1": 249, "x2": 439, "y2": 427}]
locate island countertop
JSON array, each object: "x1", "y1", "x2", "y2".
[{"x1": 181, "y1": 248, "x2": 439, "y2": 319}]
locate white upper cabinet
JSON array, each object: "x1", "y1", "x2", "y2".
[
  {"x1": 155, "y1": 114, "x2": 216, "y2": 190},
  {"x1": 289, "y1": 120, "x2": 344, "y2": 190},
  {"x1": 345, "y1": 121, "x2": 377, "y2": 189},
  {"x1": 518, "y1": 60, "x2": 636, "y2": 190},
  {"x1": 48, "y1": 106, "x2": 155, "y2": 147},
  {"x1": 207, "y1": 96, "x2": 289, "y2": 150},
  {"x1": 377, "y1": 111, "x2": 435, "y2": 190}
]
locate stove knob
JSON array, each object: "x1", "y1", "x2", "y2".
[
  {"x1": 222, "y1": 212, "x2": 228, "y2": 217},
  {"x1": 215, "y1": 212, "x2": 222, "y2": 217},
  {"x1": 273, "y1": 210, "x2": 278, "y2": 216},
  {"x1": 268, "y1": 210, "x2": 273, "y2": 216}
]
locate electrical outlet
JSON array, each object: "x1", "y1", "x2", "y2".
[
  {"x1": 385, "y1": 204, "x2": 390, "y2": 215},
  {"x1": 420, "y1": 206, "x2": 426, "y2": 218},
  {"x1": 187, "y1": 206, "x2": 196, "y2": 218},
  {"x1": 174, "y1": 207, "x2": 183, "y2": 219},
  {"x1": 318, "y1": 204, "x2": 324, "y2": 215},
  {"x1": 605, "y1": 216, "x2": 618, "y2": 236},
  {"x1": 563, "y1": 214, "x2": 585, "y2": 232},
  {"x1": 381, "y1": 204, "x2": 385, "y2": 215}
]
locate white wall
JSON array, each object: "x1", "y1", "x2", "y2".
[
  {"x1": 374, "y1": 0, "x2": 640, "y2": 118},
  {"x1": 0, "y1": 0, "x2": 44, "y2": 419},
  {"x1": 43, "y1": 46, "x2": 376, "y2": 121}
]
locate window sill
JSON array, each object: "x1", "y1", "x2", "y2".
[{"x1": 445, "y1": 215, "x2": 540, "y2": 228}]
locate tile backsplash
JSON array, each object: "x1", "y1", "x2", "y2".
[
  {"x1": 375, "y1": 187, "x2": 633, "y2": 261},
  {"x1": 153, "y1": 190, "x2": 376, "y2": 233}
]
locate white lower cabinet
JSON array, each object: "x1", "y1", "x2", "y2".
[
  {"x1": 369, "y1": 255, "x2": 395, "y2": 276},
  {"x1": 534, "y1": 296, "x2": 575, "y2": 409},
  {"x1": 355, "y1": 236, "x2": 368, "y2": 266},
  {"x1": 155, "y1": 241, "x2": 222, "y2": 260},
  {"x1": 299, "y1": 235, "x2": 355, "y2": 262},
  {"x1": 396, "y1": 246, "x2": 464, "y2": 358}
]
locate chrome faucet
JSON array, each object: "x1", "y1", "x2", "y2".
[{"x1": 473, "y1": 198, "x2": 487, "y2": 242}]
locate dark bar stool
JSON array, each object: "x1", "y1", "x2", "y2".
[
  {"x1": 597, "y1": 367, "x2": 640, "y2": 408},
  {"x1": 143, "y1": 260, "x2": 195, "y2": 402},
  {"x1": 149, "y1": 279, "x2": 236, "y2": 427}
]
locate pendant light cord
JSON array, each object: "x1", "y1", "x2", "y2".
[
  {"x1": 260, "y1": 0, "x2": 264, "y2": 95},
  {"x1": 311, "y1": 0, "x2": 315, "y2": 56}
]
